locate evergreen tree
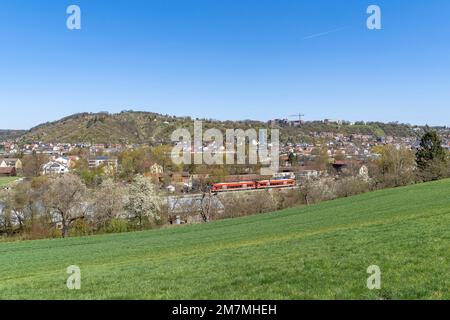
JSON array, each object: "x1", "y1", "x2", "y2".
[{"x1": 416, "y1": 131, "x2": 448, "y2": 180}]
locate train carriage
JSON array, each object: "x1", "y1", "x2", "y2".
[
  {"x1": 211, "y1": 179, "x2": 296, "y2": 192},
  {"x1": 257, "y1": 179, "x2": 296, "y2": 189},
  {"x1": 211, "y1": 181, "x2": 257, "y2": 192}
]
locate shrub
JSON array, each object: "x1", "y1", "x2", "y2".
[
  {"x1": 335, "y1": 177, "x2": 370, "y2": 198},
  {"x1": 104, "y1": 218, "x2": 129, "y2": 234},
  {"x1": 70, "y1": 219, "x2": 91, "y2": 237}
]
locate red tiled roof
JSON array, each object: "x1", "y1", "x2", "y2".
[{"x1": 0, "y1": 167, "x2": 16, "y2": 174}]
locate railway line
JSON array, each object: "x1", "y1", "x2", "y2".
[{"x1": 211, "y1": 178, "x2": 296, "y2": 193}]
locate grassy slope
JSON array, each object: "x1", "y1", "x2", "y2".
[{"x1": 0, "y1": 180, "x2": 449, "y2": 299}]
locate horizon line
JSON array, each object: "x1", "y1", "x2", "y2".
[{"x1": 0, "y1": 109, "x2": 449, "y2": 131}]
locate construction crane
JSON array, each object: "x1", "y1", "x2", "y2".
[{"x1": 288, "y1": 113, "x2": 305, "y2": 122}]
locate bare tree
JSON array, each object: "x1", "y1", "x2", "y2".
[
  {"x1": 335, "y1": 176, "x2": 370, "y2": 198},
  {"x1": 199, "y1": 191, "x2": 212, "y2": 222},
  {"x1": 92, "y1": 178, "x2": 126, "y2": 230},
  {"x1": 300, "y1": 177, "x2": 338, "y2": 205},
  {"x1": 372, "y1": 145, "x2": 416, "y2": 187},
  {"x1": 0, "y1": 181, "x2": 36, "y2": 232},
  {"x1": 221, "y1": 190, "x2": 279, "y2": 219},
  {"x1": 43, "y1": 174, "x2": 88, "y2": 238},
  {"x1": 0, "y1": 190, "x2": 13, "y2": 235},
  {"x1": 22, "y1": 151, "x2": 49, "y2": 177}
]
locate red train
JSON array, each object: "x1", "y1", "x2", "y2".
[{"x1": 211, "y1": 179, "x2": 296, "y2": 192}]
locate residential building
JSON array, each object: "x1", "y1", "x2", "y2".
[
  {"x1": 88, "y1": 156, "x2": 118, "y2": 169},
  {"x1": 0, "y1": 167, "x2": 17, "y2": 177},
  {"x1": 0, "y1": 158, "x2": 22, "y2": 169},
  {"x1": 42, "y1": 162, "x2": 69, "y2": 175}
]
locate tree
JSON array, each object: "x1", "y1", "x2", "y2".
[
  {"x1": 311, "y1": 146, "x2": 329, "y2": 171},
  {"x1": 73, "y1": 159, "x2": 105, "y2": 187},
  {"x1": 0, "y1": 180, "x2": 42, "y2": 235},
  {"x1": 335, "y1": 176, "x2": 370, "y2": 198},
  {"x1": 288, "y1": 152, "x2": 297, "y2": 166},
  {"x1": 151, "y1": 145, "x2": 177, "y2": 172},
  {"x1": 299, "y1": 177, "x2": 338, "y2": 205},
  {"x1": 1, "y1": 181, "x2": 34, "y2": 231},
  {"x1": 199, "y1": 191, "x2": 213, "y2": 222},
  {"x1": 43, "y1": 174, "x2": 88, "y2": 238},
  {"x1": 209, "y1": 165, "x2": 229, "y2": 183},
  {"x1": 373, "y1": 145, "x2": 416, "y2": 187},
  {"x1": 334, "y1": 150, "x2": 346, "y2": 161},
  {"x1": 416, "y1": 131, "x2": 448, "y2": 181},
  {"x1": 125, "y1": 175, "x2": 161, "y2": 227},
  {"x1": 22, "y1": 151, "x2": 49, "y2": 177},
  {"x1": 118, "y1": 147, "x2": 151, "y2": 180},
  {"x1": 0, "y1": 190, "x2": 14, "y2": 235},
  {"x1": 92, "y1": 178, "x2": 126, "y2": 230}
]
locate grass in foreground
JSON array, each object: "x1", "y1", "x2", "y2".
[
  {"x1": 0, "y1": 177, "x2": 18, "y2": 187},
  {"x1": 0, "y1": 179, "x2": 450, "y2": 299}
]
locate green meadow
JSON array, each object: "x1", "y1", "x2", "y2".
[
  {"x1": 0, "y1": 179, "x2": 449, "y2": 299},
  {"x1": 0, "y1": 177, "x2": 18, "y2": 187}
]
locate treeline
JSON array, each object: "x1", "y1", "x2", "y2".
[
  {"x1": 0, "y1": 129, "x2": 26, "y2": 142},
  {"x1": 279, "y1": 121, "x2": 423, "y2": 142},
  {"x1": 0, "y1": 174, "x2": 162, "y2": 240},
  {"x1": 300, "y1": 131, "x2": 450, "y2": 204}
]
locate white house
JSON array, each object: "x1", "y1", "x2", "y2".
[
  {"x1": 88, "y1": 156, "x2": 118, "y2": 169},
  {"x1": 54, "y1": 156, "x2": 69, "y2": 166},
  {"x1": 42, "y1": 162, "x2": 69, "y2": 175}
]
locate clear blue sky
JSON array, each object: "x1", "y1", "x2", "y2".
[{"x1": 1, "y1": 0, "x2": 449, "y2": 129}]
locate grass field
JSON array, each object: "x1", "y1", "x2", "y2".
[
  {"x1": 0, "y1": 179, "x2": 449, "y2": 299},
  {"x1": 0, "y1": 177, "x2": 19, "y2": 187}
]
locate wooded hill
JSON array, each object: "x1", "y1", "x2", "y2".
[
  {"x1": 8, "y1": 111, "x2": 427, "y2": 144},
  {"x1": 0, "y1": 130, "x2": 26, "y2": 142}
]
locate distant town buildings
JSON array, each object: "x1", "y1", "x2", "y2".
[
  {"x1": 0, "y1": 120, "x2": 449, "y2": 189},
  {"x1": 42, "y1": 162, "x2": 69, "y2": 175},
  {"x1": 88, "y1": 156, "x2": 118, "y2": 169},
  {"x1": 0, "y1": 158, "x2": 22, "y2": 170}
]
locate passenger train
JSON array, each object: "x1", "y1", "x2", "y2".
[{"x1": 211, "y1": 178, "x2": 296, "y2": 192}]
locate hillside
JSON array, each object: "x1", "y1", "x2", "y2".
[
  {"x1": 19, "y1": 111, "x2": 187, "y2": 144},
  {"x1": 15, "y1": 111, "x2": 420, "y2": 144},
  {"x1": 17, "y1": 111, "x2": 269, "y2": 144},
  {"x1": 0, "y1": 179, "x2": 449, "y2": 299},
  {"x1": 0, "y1": 129, "x2": 26, "y2": 142}
]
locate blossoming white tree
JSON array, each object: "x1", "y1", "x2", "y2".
[{"x1": 126, "y1": 174, "x2": 161, "y2": 227}]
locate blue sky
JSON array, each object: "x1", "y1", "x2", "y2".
[{"x1": 1, "y1": 0, "x2": 449, "y2": 129}]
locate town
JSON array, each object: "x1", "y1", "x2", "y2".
[
  {"x1": 1, "y1": 115, "x2": 449, "y2": 188},
  {"x1": 1, "y1": 112, "x2": 449, "y2": 239}
]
